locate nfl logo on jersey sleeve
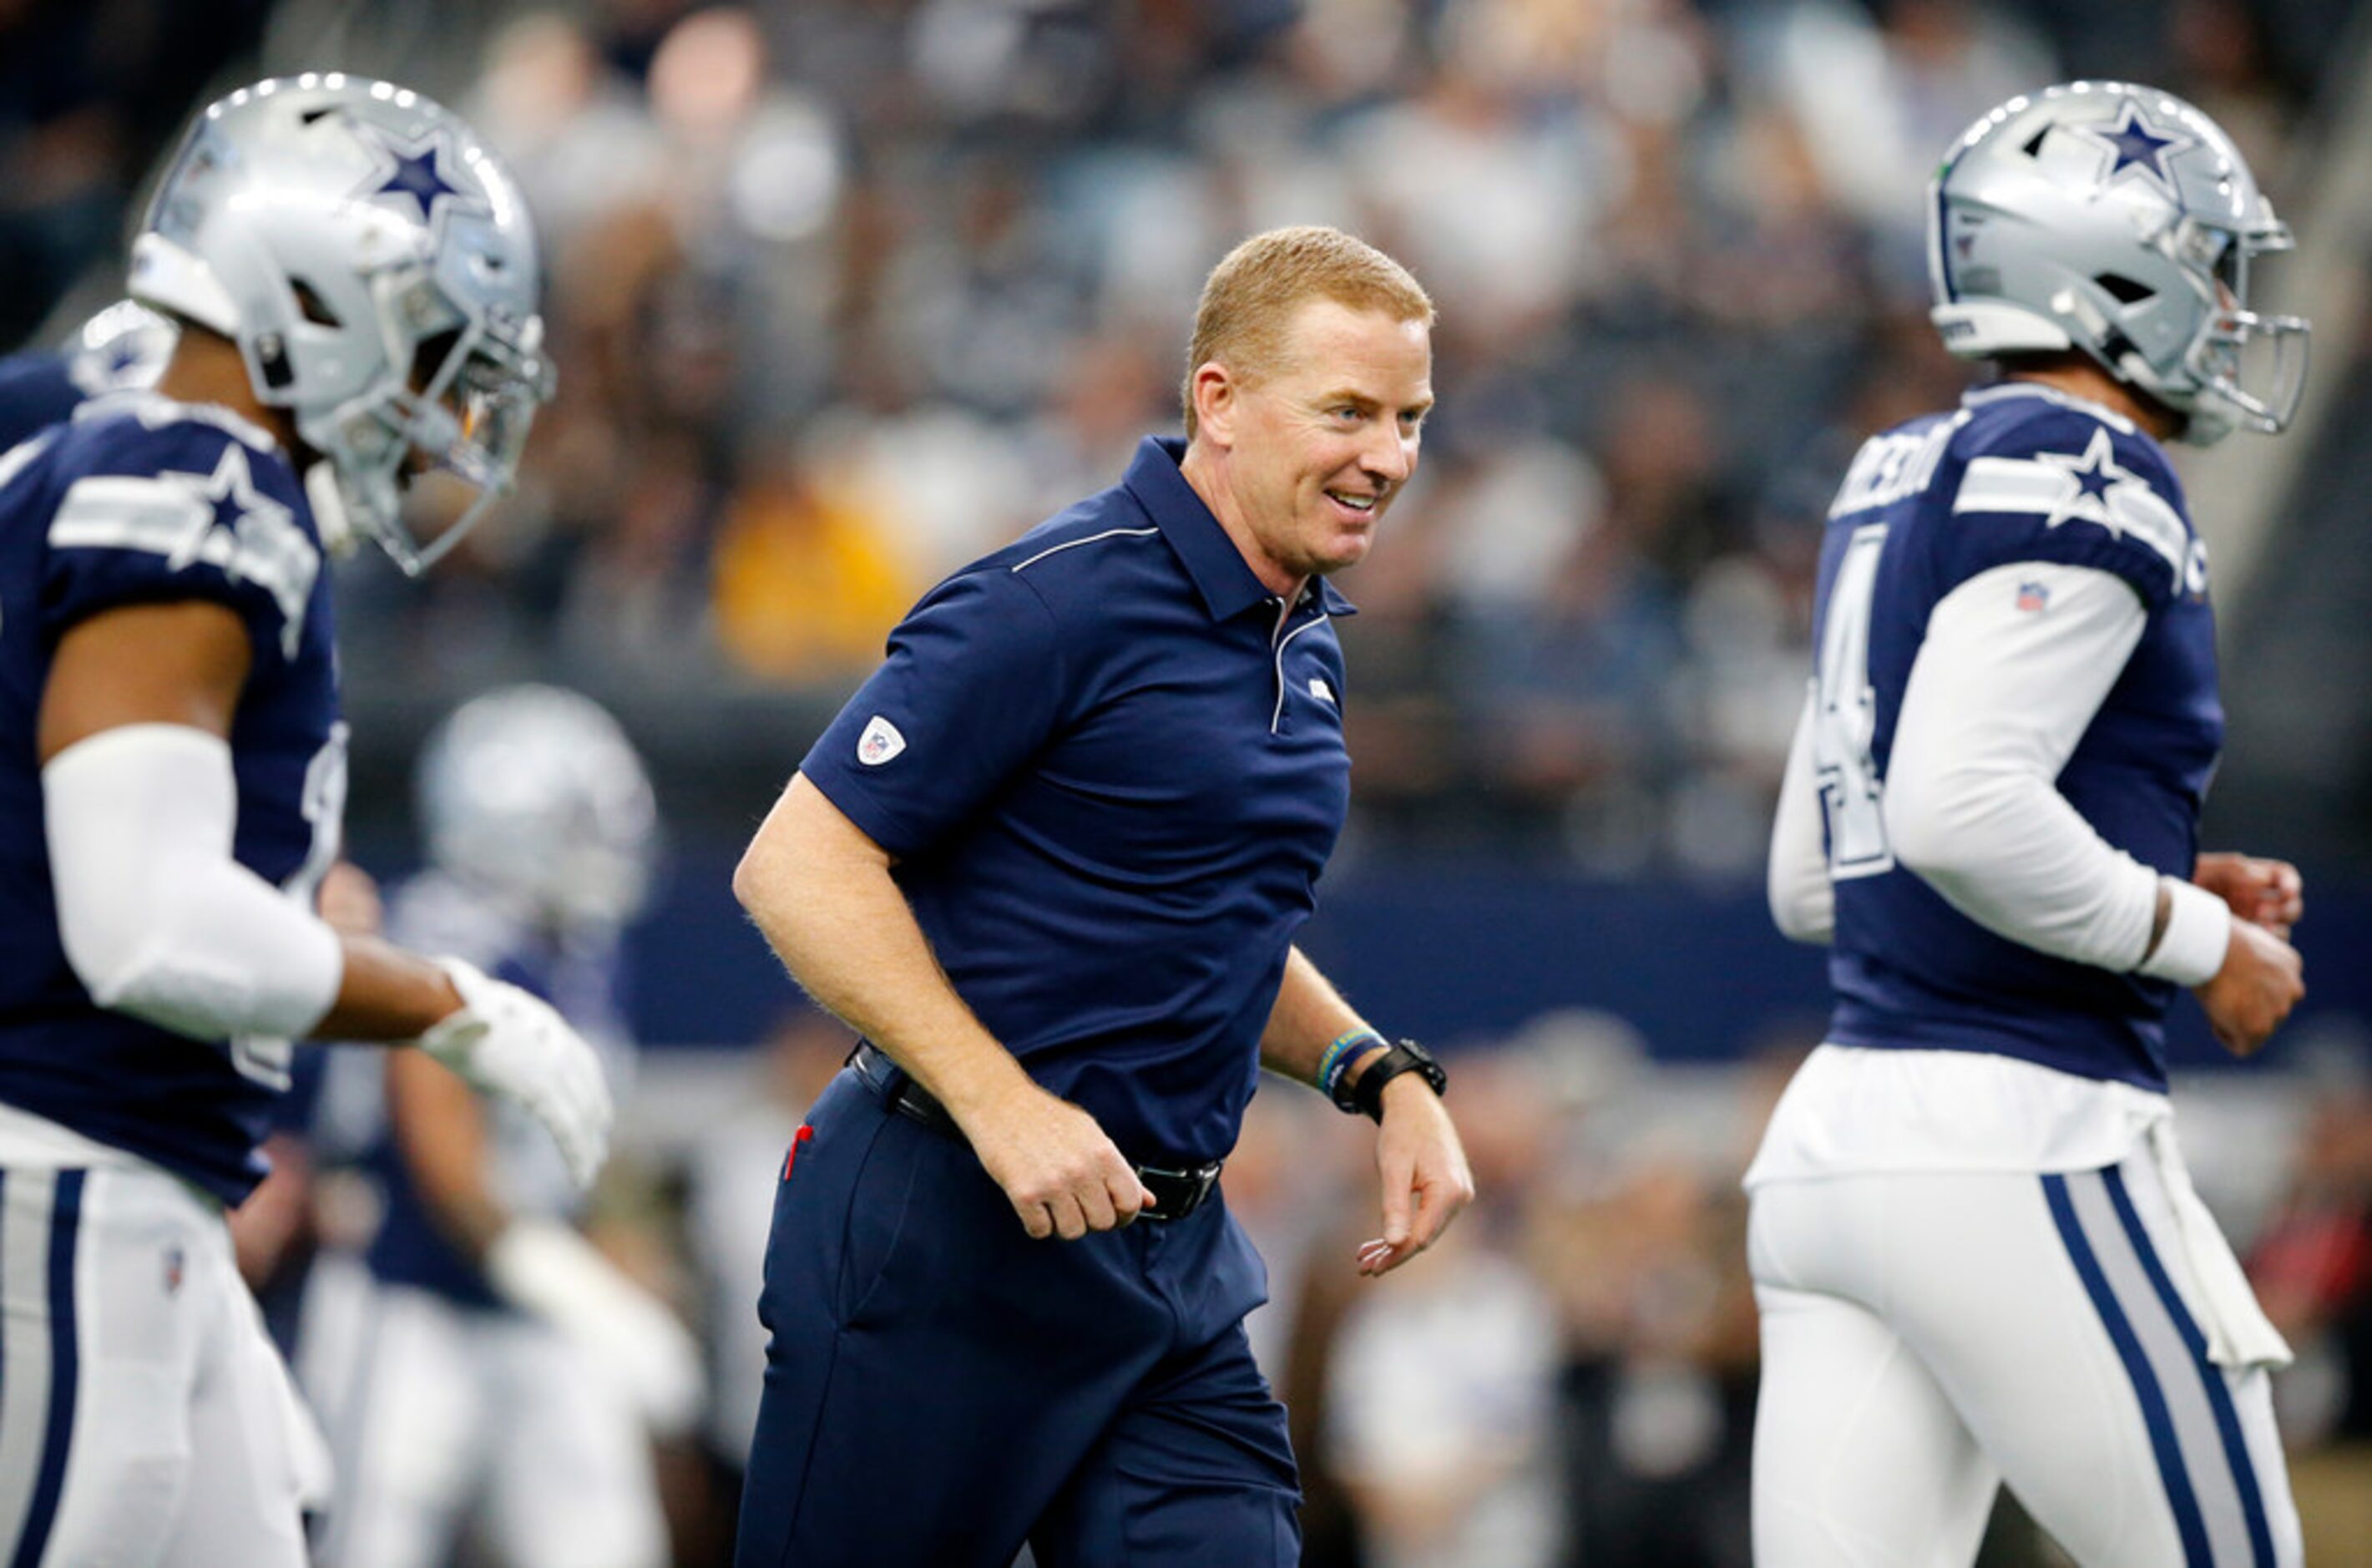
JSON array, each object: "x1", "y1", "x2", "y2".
[{"x1": 857, "y1": 716, "x2": 906, "y2": 766}]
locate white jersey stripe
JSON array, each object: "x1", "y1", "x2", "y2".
[
  {"x1": 0, "y1": 434, "x2": 55, "y2": 498},
  {"x1": 48, "y1": 475, "x2": 211, "y2": 558},
  {"x1": 1954, "y1": 456, "x2": 2071, "y2": 515},
  {"x1": 2106, "y1": 483, "x2": 2192, "y2": 584}
]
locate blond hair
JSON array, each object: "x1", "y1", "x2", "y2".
[{"x1": 1181, "y1": 225, "x2": 1434, "y2": 439}]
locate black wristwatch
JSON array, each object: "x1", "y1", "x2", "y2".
[{"x1": 1337, "y1": 1038, "x2": 1448, "y2": 1122}]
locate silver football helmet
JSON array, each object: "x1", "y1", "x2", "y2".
[
  {"x1": 1929, "y1": 81, "x2": 2308, "y2": 445},
  {"x1": 62, "y1": 301, "x2": 178, "y2": 397},
  {"x1": 129, "y1": 74, "x2": 554, "y2": 571},
  {"x1": 417, "y1": 686, "x2": 658, "y2": 933}
]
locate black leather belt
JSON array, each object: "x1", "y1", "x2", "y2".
[{"x1": 850, "y1": 1042, "x2": 1221, "y2": 1222}]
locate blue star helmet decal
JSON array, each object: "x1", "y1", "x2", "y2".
[
  {"x1": 2086, "y1": 102, "x2": 2194, "y2": 195},
  {"x1": 356, "y1": 127, "x2": 484, "y2": 231}
]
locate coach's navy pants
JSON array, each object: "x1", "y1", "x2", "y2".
[{"x1": 734, "y1": 1070, "x2": 1300, "y2": 1568}]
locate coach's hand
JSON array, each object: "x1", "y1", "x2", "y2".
[
  {"x1": 958, "y1": 1081, "x2": 1155, "y2": 1241},
  {"x1": 417, "y1": 958, "x2": 614, "y2": 1189},
  {"x1": 2195, "y1": 918, "x2": 2304, "y2": 1059},
  {"x1": 2194, "y1": 852, "x2": 2304, "y2": 940},
  {"x1": 1356, "y1": 1078, "x2": 1475, "y2": 1278}
]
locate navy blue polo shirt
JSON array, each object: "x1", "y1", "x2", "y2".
[{"x1": 800, "y1": 436, "x2": 1353, "y2": 1165}]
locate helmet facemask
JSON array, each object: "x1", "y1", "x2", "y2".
[
  {"x1": 2169, "y1": 217, "x2": 2309, "y2": 443},
  {"x1": 300, "y1": 266, "x2": 554, "y2": 574}
]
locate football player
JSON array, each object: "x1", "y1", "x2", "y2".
[
  {"x1": 0, "y1": 300, "x2": 178, "y2": 451},
  {"x1": 301, "y1": 685, "x2": 700, "y2": 1568},
  {"x1": 1752, "y1": 81, "x2": 2309, "y2": 1565},
  {"x1": 0, "y1": 76, "x2": 610, "y2": 1565}
]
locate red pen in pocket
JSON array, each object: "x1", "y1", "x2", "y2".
[{"x1": 781, "y1": 1124, "x2": 814, "y2": 1180}]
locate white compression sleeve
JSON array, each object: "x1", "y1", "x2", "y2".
[
  {"x1": 1768, "y1": 683, "x2": 1834, "y2": 945},
  {"x1": 43, "y1": 723, "x2": 342, "y2": 1040},
  {"x1": 1882, "y1": 561, "x2": 2228, "y2": 977}
]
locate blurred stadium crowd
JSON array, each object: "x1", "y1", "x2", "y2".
[
  {"x1": 8, "y1": 0, "x2": 2372, "y2": 1564},
  {"x1": 9, "y1": 0, "x2": 2354, "y2": 860}
]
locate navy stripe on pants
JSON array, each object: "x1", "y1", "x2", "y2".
[
  {"x1": 3, "y1": 1169, "x2": 83, "y2": 1568},
  {"x1": 2099, "y1": 1167, "x2": 2275, "y2": 1566},
  {"x1": 2044, "y1": 1167, "x2": 2273, "y2": 1567}
]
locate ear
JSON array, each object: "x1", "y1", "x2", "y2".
[{"x1": 1191, "y1": 360, "x2": 1239, "y2": 447}]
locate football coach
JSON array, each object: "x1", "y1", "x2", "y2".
[{"x1": 731, "y1": 225, "x2": 1473, "y2": 1567}]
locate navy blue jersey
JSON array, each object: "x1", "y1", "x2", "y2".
[
  {"x1": 802, "y1": 437, "x2": 1353, "y2": 1166},
  {"x1": 1813, "y1": 382, "x2": 2219, "y2": 1090},
  {"x1": 358, "y1": 873, "x2": 633, "y2": 1309},
  {"x1": 0, "y1": 392, "x2": 341, "y2": 1202},
  {"x1": 0, "y1": 354, "x2": 86, "y2": 455}
]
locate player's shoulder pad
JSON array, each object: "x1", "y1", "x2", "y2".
[
  {"x1": 43, "y1": 392, "x2": 322, "y2": 656},
  {"x1": 1945, "y1": 386, "x2": 2193, "y2": 607}
]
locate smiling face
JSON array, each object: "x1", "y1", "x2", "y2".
[{"x1": 1185, "y1": 297, "x2": 1433, "y2": 594}]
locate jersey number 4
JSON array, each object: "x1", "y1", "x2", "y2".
[{"x1": 1815, "y1": 524, "x2": 1894, "y2": 879}]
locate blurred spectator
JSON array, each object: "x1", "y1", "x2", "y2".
[
  {"x1": 1325, "y1": 1051, "x2": 1565, "y2": 1568},
  {"x1": 2248, "y1": 1024, "x2": 2372, "y2": 1555}
]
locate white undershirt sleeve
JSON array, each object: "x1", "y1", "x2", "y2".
[
  {"x1": 1881, "y1": 560, "x2": 2228, "y2": 979},
  {"x1": 1768, "y1": 685, "x2": 1834, "y2": 945},
  {"x1": 44, "y1": 723, "x2": 343, "y2": 1040}
]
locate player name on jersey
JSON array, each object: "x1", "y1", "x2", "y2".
[{"x1": 1828, "y1": 411, "x2": 1969, "y2": 518}]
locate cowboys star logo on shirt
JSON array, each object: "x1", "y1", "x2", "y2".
[
  {"x1": 857, "y1": 716, "x2": 907, "y2": 766},
  {"x1": 46, "y1": 439, "x2": 321, "y2": 657},
  {"x1": 2035, "y1": 429, "x2": 2135, "y2": 530},
  {"x1": 1953, "y1": 427, "x2": 2192, "y2": 594}
]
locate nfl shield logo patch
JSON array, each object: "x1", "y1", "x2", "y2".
[
  {"x1": 857, "y1": 716, "x2": 907, "y2": 766},
  {"x1": 2015, "y1": 580, "x2": 2051, "y2": 613}
]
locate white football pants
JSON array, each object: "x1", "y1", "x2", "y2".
[
  {"x1": 299, "y1": 1258, "x2": 667, "y2": 1568},
  {"x1": 1749, "y1": 1151, "x2": 2301, "y2": 1567},
  {"x1": 0, "y1": 1162, "x2": 326, "y2": 1566}
]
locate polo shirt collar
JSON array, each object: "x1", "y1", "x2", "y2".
[{"x1": 1124, "y1": 437, "x2": 1357, "y2": 621}]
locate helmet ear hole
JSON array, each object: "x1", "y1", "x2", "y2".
[
  {"x1": 290, "y1": 279, "x2": 342, "y2": 327},
  {"x1": 2095, "y1": 273, "x2": 2157, "y2": 305}
]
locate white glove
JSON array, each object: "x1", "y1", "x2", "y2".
[
  {"x1": 485, "y1": 1218, "x2": 707, "y2": 1437},
  {"x1": 417, "y1": 958, "x2": 613, "y2": 1191}
]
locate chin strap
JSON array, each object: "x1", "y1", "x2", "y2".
[
  {"x1": 303, "y1": 459, "x2": 362, "y2": 560},
  {"x1": 306, "y1": 455, "x2": 365, "y2": 559}
]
